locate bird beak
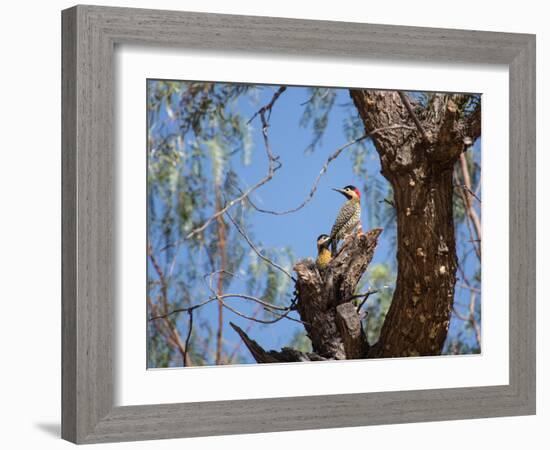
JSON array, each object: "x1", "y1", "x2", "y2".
[{"x1": 332, "y1": 188, "x2": 347, "y2": 195}]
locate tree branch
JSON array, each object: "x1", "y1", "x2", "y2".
[
  {"x1": 452, "y1": 292, "x2": 481, "y2": 348},
  {"x1": 149, "y1": 292, "x2": 289, "y2": 320},
  {"x1": 230, "y1": 322, "x2": 328, "y2": 363},
  {"x1": 398, "y1": 91, "x2": 430, "y2": 142},
  {"x1": 147, "y1": 296, "x2": 191, "y2": 366},
  {"x1": 247, "y1": 86, "x2": 287, "y2": 125},
  {"x1": 455, "y1": 183, "x2": 481, "y2": 204},
  {"x1": 245, "y1": 126, "x2": 414, "y2": 216},
  {"x1": 226, "y1": 305, "x2": 262, "y2": 364},
  {"x1": 459, "y1": 152, "x2": 482, "y2": 244},
  {"x1": 354, "y1": 290, "x2": 378, "y2": 312},
  {"x1": 183, "y1": 310, "x2": 193, "y2": 367},
  {"x1": 225, "y1": 209, "x2": 295, "y2": 281},
  {"x1": 162, "y1": 93, "x2": 285, "y2": 249}
]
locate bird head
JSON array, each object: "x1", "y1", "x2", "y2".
[
  {"x1": 316, "y1": 234, "x2": 331, "y2": 250},
  {"x1": 332, "y1": 185, "x2": 361, "y2": 201}
]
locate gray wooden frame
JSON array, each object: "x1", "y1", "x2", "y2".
[{"x1": 62, "y1": 4, "x2": 536, "y2": 444}]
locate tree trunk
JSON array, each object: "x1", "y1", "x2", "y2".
[{"x1": 350, "y1": 90, "x2": 481, "y2": 357}]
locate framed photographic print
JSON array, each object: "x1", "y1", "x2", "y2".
[{"x1": 62, "y1": 5, "x2": 536, "y2": 444}]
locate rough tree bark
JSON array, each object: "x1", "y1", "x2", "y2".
[
  {"x1": 350, "y1": 90, "x2": 481, "y2": 357},
  {"x1": 232, "y1": 91, "x2": 481, "y2": 362},
  {"x1": 231, "y1": 228, "x2": 381, "y2": 362}
]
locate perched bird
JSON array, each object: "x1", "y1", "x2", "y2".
[
  {"x1": 315, "y1": 234, "x2": 332, "y2": 270},
  {"x1": 329, "y1": 185, "x2": 362, "y2": 255}
]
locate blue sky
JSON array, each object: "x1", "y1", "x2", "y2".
[{"x1": 148, "y1": 82, "x2": 481, "y2": 364}]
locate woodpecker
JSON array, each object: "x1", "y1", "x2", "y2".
[
  {"x1": 329, "y1": 185, "x2": 362, "y2": 255},
  {"x1": 315, "y1": 234, "x2": 332, "y2": 270}
]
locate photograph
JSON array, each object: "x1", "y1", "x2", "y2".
[{"x1": 146, "y1": 80, "x2": 482, "y2": 368}]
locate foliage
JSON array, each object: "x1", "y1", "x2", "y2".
[
  {"x1": 360, "y1": 263, "x2": 395, "y2": 345},
  {"x1": 288, "y1": 330, "x2": 313, "y2": 353},
  {"x1": 147, "y1": 81, "x2": 294, "y2": 367}
]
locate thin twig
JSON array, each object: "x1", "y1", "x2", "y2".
[
  {"x1": 245, "y1": 125, "x2": 414, "y2": 216},
  {"x1": 218, "y1": 294, "x2": 291, "y2": 311},
  {"x1": 149, "y1": 297, "x2": 215, "y2": 321},
  {"x1": 398, "y1": 91, "x2": 430, "y2": 142},
  {"x1": 454, "y1": 183, "x2": 481, "y2": 204},
  {"x1": 161, "y1": 101, "x2": 283, "y2": 251},
  {"x1": 452, "y1": 293, "x2": 481, "y2": 348},
  {"x1": 182, "y1": 163, "x2": 280, "y2": 243},
  {"x1": 226, "y1": 304, "x2": 262, "y2": 363},
  {"x1": 269, "y1": 309, "x2": 309, "y2": 326},
  {"x1": 353, "y1": 290, "x2": 378, "y2": 312},
  {"x1": 202, "y1": 269, "x2": 240, "y2": 284},
  {"x1": 148, "y1": 246, "x2": 193, "y2": 365},
  {"x1": 203, "y1": 272, "x2": 291, "y2": 313},
  {"x1": 452, "y1": 306, "x2": 469, "y2": 321},
  {"x1": 222, "y1": 301, "x2": 307, "y2": 325},
  {"x1": 201, "y1": 262, "x2": 302, "y2": 326},
  {"x1": 379, "y1": 198, "x2": 395, "y2": 208},
  {"x1": 183, "y1": 310, "x2": 193, "y2": 367},
  {"x1": 459, "y1": 153, "x2": 482, "y2": 241},
  {"x1": 149, "y1": 292, "x2": 291, "y2": 322},
  {"x1": 455, "y1": 170, "x2": 481, "y2": 260},
  {"x1": 225, "y1": 209, "x2": 295, "y2": 281},
  {"x1": 458, "y1": 282, "x2": 481, "y2": 293},
  {"x1": 209, "y1": 273, "x2": 304, "y2": 327},
  {"x1": 148, "y1": 296, "x2": 191, "y2": 366},
  {"x1": 247, "y1": 86, "x2": 287, "y2": 124}
]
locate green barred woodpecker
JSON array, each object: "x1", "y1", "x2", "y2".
[
  {"x1": 329, "y1": 185, "x2": 362, "y2": 255},
  {"x1": 315, "y1": 234, "x2": 332, "y2": 270}
]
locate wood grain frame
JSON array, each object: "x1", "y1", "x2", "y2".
[{"x1": 61, "y1": 5, "x2": 536, "y2": 444}]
